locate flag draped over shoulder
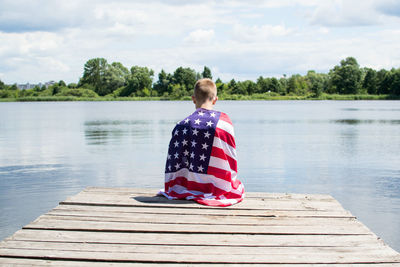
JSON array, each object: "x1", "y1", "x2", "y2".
[{"x1": 159, "y1": 108, "x2": 245, "y2": 207}]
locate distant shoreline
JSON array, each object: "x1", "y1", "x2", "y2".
[{"x1": 1, "y1": 94, "x2": 399, "y2": 102}]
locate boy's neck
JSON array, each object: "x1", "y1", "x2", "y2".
[{"x1": 196, "y1": 102, "x2": 214, "y2": 110}]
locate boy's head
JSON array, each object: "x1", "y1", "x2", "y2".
[{"x1": 192, "y1": 78, "x2": 218, "y2": 109}]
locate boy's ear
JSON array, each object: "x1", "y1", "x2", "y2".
[
  {"x1": 192, "y1": 95, "x2": 196, "y2": 104},
  {"x1": 212, "y1": 96, "x2": 218, "y2": 105}
]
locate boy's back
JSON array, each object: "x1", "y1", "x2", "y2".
[{"x1": 160, "y1": 107, "x2": 244, "y2": 206}]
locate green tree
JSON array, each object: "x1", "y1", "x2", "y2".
[
  {"x1": 170, "y1": 84, "x2": 187, "y2": 99},
  {"x1": 329, "y1": 57, "x2": 362, "y2": 94},
  {"x1": 377, "y1": 69, "x2": 394, "y2": 95},
  {"x1": 58, "y1": 80, "x2": 66, "y2": 87},
  {"x1": 256, "y1": 76, "x2": 270, "y2": 93},
  {"x1": 362, "y1": 68, "x2": 378, "y2": 94},
  {"x1": 50, "y1": 84, "x2": 61, "y2": 95},
  {"x1": 279, "y1": 77, "x2": 288, "y2": 95},
  {"x1": 0, "y1": 79, "x2": 5, "y2": 90},
  {"x1": 154, "y1": 69, "x2": 172, "y2": 96},
  {"x1": 68, "y1": 83, "x2": 77, "y2": 89},
  {"x1": 120, "y1": 66, "x2": 154, "y2": 96},
  {"x1": 215, "y1": 78, "x2": 225, "y2": 95},
  {"x1": 270, "y1": 77, "x2": 283, "y2": 94},
  {"x1": 33, "y1": 85, "x2": 42, "y2": 92},
  {"x1": 306, "y1": 71, "x2": 326, "y2": 97},
  {"x1": 201, "y1": 66, "x2": 212, "y2": 79},
  {"x1": 244, "y1": 80, "x2": 257, "y2": 95},
  {"x1": 80, "y1": 58, "x2": 108, "y2": 95},
  {"x1": 101, "y1": 62, "x2": 129, "y2": 96},
  {"x1": 172, "y1": 67, "x2": 197, "y2": 94},
  {"x1": 227, "y1": 79, "x2": 238, "y2": 95},
  {"x1": 233, "y1": 81, "x2": 248, "y2": 95},
  {"x1": 391, "y1": 68, "x2": 400, "y2": 95}
]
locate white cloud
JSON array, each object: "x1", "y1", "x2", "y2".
[
  {"x1": 307, "y1": 0, "x2": 395, "y2": 27},
  {"x1": 184, "y1": 29, "x2": 215, "y2": 45},
  {"x1": 231, "y1": 24, "x2": 293, "y2": 43}
]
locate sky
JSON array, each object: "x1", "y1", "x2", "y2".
[{"x1": 0, "y1": 0, "x2": 400, "y2": 84}]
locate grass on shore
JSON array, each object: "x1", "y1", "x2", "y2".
[{"x1": 0, "y1": 94, "x2": 399, "y2": 102}]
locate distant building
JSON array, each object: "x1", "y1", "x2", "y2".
[
  {"x1": 17, "y1": 81, "x2": 56, "y2": 90},
  {"x1": 45, "y1": 81, "x2": 56, "y2": 88},
  {"x1": 17, "y1": 83, "x2": 35, "y2": 90}
]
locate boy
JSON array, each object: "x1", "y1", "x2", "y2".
[{"x1": 159, "y1": 78, "x2": 244, "y2": 207}]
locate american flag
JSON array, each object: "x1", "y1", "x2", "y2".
[{"x1": 159, "y1": 108, "x2": 245, "y2": 207}]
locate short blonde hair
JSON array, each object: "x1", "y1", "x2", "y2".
[{"x1": 194, "y1": 78, "x2": 217, "y2": 103}]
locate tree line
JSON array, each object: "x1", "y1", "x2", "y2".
[{"x1": 1, "y1": 56, "x2": 399, "y2": 99}]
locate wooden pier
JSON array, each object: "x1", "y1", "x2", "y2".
[{"x1": 1, "y1": 187, "x2": 399, "y2": 266}]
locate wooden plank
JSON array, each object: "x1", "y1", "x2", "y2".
[
  {"x1": 52, "y1": 203, "x2": 355, "y2": 218},
  {"x1": 2, "y1": 240, "x2": 398, "y2": 256},
  {"x1": 61, "y1": 193, "x2": 345, "y2": 211},
  {"x1": 83, "y1": 187, "x2": 336, "y2": 201},
  {"x1": 0, "y1": 258, "x2": 398, "y2": 267},
  {"x1": 1, "y1": 246, "x2": 399, "y2": 264},
  {"x1": 23, "y1": 217, "x2": 372, "y2": 235},
  {"x1": 43, "y1": 211, "x2": 359, "y2": 226},
  {"x1": 78, "y1": 189, "x2": 340, "y2": 203},
  {"x1": 8, "y1": 229, "x2": 385, "y2": 248}
]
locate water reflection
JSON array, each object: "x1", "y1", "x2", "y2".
[
  {"x1": 332, "y1": 119, "x2": 400, "y2": 125},
  {"x1": 237, "y1": 119, "x2": 400, "y2": 125},
  {"x1": 84, "y1": 119, "x2": 176, "y2": 145},
  {"x1": 0, "y1": 164, "x2": 65, "y2": 175},
  {"x1": 342, "y1": 108, "x2": 400, "y2": 111}
]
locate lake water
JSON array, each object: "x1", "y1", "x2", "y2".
[{"x1": 0, "y1": 100, "x2": 399, "y2": 251}]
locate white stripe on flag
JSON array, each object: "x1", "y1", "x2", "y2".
[
  {"x1": 209, "y1": 156, "x2": 237, "y2": 181},
  {"x1": 212, "y1": 136, "x2": 237, "y2": 159},
  {"x1": 216, "y1": 119, "x2": 235, "y2": 137},
  {"x1": 168, "y1": 185, "x2": 204, "y2": 197}
]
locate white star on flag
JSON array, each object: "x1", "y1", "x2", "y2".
[
  {"x1": 168, "y1": 165, "x2": 171, "y2": 171},
  {"x1": 206, "y1": 120, "x2": 214, "y2": 127},
  {"x1": 192, "y1": 129, "x2": 199, "y2": 136},
  {"x1": 182, "y1": 128, "x2": 188, "y2": 134},
  {"x1": 182, "y1": 139, "x2": 188, "y2": 146},
  {"x1": 175, "y1": 163, "x2": 181, "y2": 170},
  {"x1": 174, "y1": 140, "x2": 179, "y2": 147},
  {"x1": 202, "y1": 143, "x2": 209, "y2": 150},
  {"x1": 198, "y1": 111, "x2": 205, "y2": 116},
  {"x1": 194, "y1": 119, "x2": 201, "y2": 125},
  {"x1": 210, "y1": 112, "x2": 216, "y2": 118},
  {"x1": 190, "y1": 152, "x2": 195, "y2": 158},
  {"x1": 183, "y1": 150, "x2": 189, "y2": 156},
  {"x1": 197, "y1": 165, "x2": 204, "y2": 172},
  {"x1": 191, "y1": 140, "x2": 197, "y2": 147},
  {"x1": 189, "y1": 163, "x2": 194, "y2": 170},
  {"x1": 174, "y1": 130, "x2": 179, "y2": 136},
  {"x1": 174, "y1": 152, "x2": 179, "y2": 159},
  {"x1": 184, "y1": 118, "x2": 190, "y2": 123},
  {"x1": 199, "y1": 154, "x2": 206, "y2": 161},
  {"x1": 167, "y1": 154, "x2": 171, "y2": 160},
  {"x1": 204, "y1": 131, "x2": 211, "y2": 138}
]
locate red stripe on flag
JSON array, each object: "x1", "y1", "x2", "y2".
[
  {"x1": 210, "y1": 146, "x2": 237, "y2": 172},
  {"x1": 207, "y1": 166, "x2": 232, "y2": 182},
  {"x1": 219, "y1": 112, "x2": 232, "y2": 125},
  {"x1": 215, "y1": 127, "x2": 236, "y2": 148}
]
